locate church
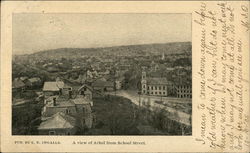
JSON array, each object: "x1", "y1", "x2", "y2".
[{"x1": 141, "y1": 68, "x2": 168, "y2": 97}]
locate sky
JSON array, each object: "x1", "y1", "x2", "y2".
[{"x1": 13, "y1": 13, "x2": 191, "y2": 55}]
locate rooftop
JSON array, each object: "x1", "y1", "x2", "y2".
[
  {"x1": 147, "y1": 77, "x2": 168, "y2": 85},
  {"x1": 28, "y1": 77, "x2": 41, "y2": 83},
  {"x1": 38, "y1": 112, "x2": 76, "y2": 130},
  {"x1": 78, "y1": 84, "x2": 93, "y2": 92},
  {"x1": 46, "y1": 96, "x2": 75, "y2": 107},
  {"x1": 43, "y1": 81, "x2": 64, "y2": 91},
  {"x1": 72, "y1": 97, "x2": 92, "y2": 105},
  {"x1": 12, "y1": 79, "x2": 25, "y2": 88}
]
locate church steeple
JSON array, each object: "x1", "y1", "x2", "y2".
[
  {"x1": 141, "y1": 66, "x2": 147, "y2": 80},
  {"x1": 162, "y1": 52, "x2": 165, "y2": 60},
  {"x1": 141, "y1": 66, "x2": 147, "y2": 95}
]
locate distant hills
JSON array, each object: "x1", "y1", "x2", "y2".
[{"x1": 18, "y1": 42, "x2": 192, "y2": 59}]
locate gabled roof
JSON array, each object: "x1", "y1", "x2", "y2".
[
  {"x1": 63, "y1": 84, "x2": 72, "y2": 89},
  {"x1": 20, "y1": 77, "x2": 28, "y2": 81},
  {"x1": 38, "y1": 112, "x2": 76, "y2": 130},
  {"x1": 28, "y1": 77, "x2": 41, "y2": 83},
  {"x1": 12, "y1": 79, "x2": 25, "y2": 88},
  {"x1": 43, "y1": 81, "x2": 64, "y2": 91},
  {"x1": 78, "y1": 84, "x2": 93, "y2": 92},
  {"x1": 147, "y1": 77, "x2": 168, "y2": 85}
]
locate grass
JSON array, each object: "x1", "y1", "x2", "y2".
[
  {"x1": 12, "y1": 100, "x2": 43, "y2": 135},
  {"x1": 85, "y1": 95, "x2": 140, "y2": 135},
  {"x1": 83, "y1": 95, "x2": 192, "y2": 135},
  {"x1": 12, "y1": 94, "x2": 191, "y2": 135}
]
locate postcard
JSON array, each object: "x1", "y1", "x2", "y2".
[{"x1": 0, "y1": 1, "x2": 249, "y2": 152}]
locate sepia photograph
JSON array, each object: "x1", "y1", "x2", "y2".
[{"x1": 12, "y1": 13, "x2": 192, "y2": 136}]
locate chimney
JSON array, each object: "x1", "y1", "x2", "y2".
[
  {"x1": 69, "y1": 90, "x2": 72, "y2": 99},
  {"x1": 59, "y1": 88, "x2": 62, "y2": 95},
  {"x1": 53, "y1": 97, "x2": 56, "y2": 106}
]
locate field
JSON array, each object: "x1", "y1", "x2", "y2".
[
  {"x1": 12, "y1": 101, "x2": 43, "y2": 135},
  {"x1": 80, "y1": 95, "x2": 191, "y2": 135}
]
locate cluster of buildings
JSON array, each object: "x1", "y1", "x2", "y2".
[
  {"x1": 141, "y1": 67, "x2": 192, "y2": 99},
  {"x1": 38, "y1": 78, "x2": 94, "y2": 135},
  {"x1": 12, "y1": 77, "x2": 42, "y2": 94},
  {"x1": 73, "y1": 68, "x2": 125, "y2": 92}
]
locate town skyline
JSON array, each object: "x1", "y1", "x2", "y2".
[
  {"x1": 12, "y1": 13, "x2": 192, "y2": 136},
  {"x1": 13, "y1": 13, "x2": 191, "y2": 55}
]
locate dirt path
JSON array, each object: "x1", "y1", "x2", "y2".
[{"x1": 107, "y1": 90, "x2": 191, "y2": 126}]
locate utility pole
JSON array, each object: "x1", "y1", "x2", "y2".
[{"x1": 113, "y1": 68, "x2": 116, "y2": 96}]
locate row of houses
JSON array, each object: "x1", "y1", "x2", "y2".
[
  {"x1": 12, "y1": 77, "x2": 42, "y2": 93},
  {"x1": 38, "y1": 79, "x2": 95, "y2": 135}
]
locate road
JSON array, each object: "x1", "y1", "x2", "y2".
[
  {"x1": 107, "y1": 90, "x2": 191, "y2": 126},
  {"x1": 12, "y1": 98, "x2": 36, "y2": 107}
]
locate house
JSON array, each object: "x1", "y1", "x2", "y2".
[
  {"x1": 141, "y1": 68, "x2": 168, "y2": 97},
  {"x1": 77, "y1": 84, "x2": 93, "y2": 101},
  {"x1": 77, "y1": 74, "x2": 87, "y2": 84},
  {"x1": 150, "y1": 61, "x2": 160, "y2": 72},
  {"x1": 42, "y1": 81, "x2": 72, "y2": 98},
  {"x1": 38, "y1": 112, "x2": 77, "y2": 135},
  {"x1": 72, "y1": 97, "x2": 93, "y2": 128},
  {"x1": 12, "y1": 78, "x2": 25, "y2": 92},
  {"x1": 62, "y1": 84, "x2": 73, "y2": 97},
  {"x1": 20, "y1": 76, "x2": 28, "y2": 81},
  {"x1": 86, "y1": 70, "x2": 93, "y2": 79},
  {"x1": 41, "y1": 85, "x2": 94, "y2": 130},
  {"x1": 28, "y1": 77, "x2": 42, "y2": 88},
  {"x1": 92, "y1": 79, "x2": 114, "y2": 92},
  {"x1": 42, "y1": 96, "x2": 77, "y2": 118},
  {"x1": 43, "y1": 81, "x2": 64, "y2": 97},
  {"x1": 28, "y1": 77, "x2": 41, "y2": 84},
  {"x1": 115, "y1": 76, "x2": 125, "y2": 90}
]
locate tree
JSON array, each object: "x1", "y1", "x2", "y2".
[{"x1": 150, "y1": 108, "x2": 168, "y2": 130}]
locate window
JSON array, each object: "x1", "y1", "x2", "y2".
[
  {"x1": 151, "y1": 86, "x2": 153, "y2": 90},
  {"x1": 147, "y1": 86, "x2": 149, "y2": 90},
  {"x1": 49, "y1": 131, "x2": 56, "y2": 135},
  {"x1": 155, "y1": 92, "x2": 157, "y2": 94},
  {"x1": 159, "y1": 86, "x2": 161, "y2": 90},
  {"x1": 66, "y1": 109, "x2": 70, "y2": 114},
  {"x1": 159, "y1": 92, "x2": 161, "y2": 94},
  {"x1": 163, "y1": 92, "x2": 165, "y2": 95},
  {"x1": 143, "y1": 90, "x2": 146, "y2": 94},
  {"x1": 155, "y1": 86, "x2": 157, "y2": 90},
  {"x1": 143, "y1": 85, "x2": 146, "y2": 88},
  {"x1": 80, "y1": 91, "x2": 84, "y2": 95},
  {"x1": 163, "y1": 86, "x2": 165, "y2": 90},
  {"x1": 151, "y1": 92, "x2": 153, "y2": 94}
]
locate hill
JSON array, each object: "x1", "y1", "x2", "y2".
[{"x1": 23, "y1": 42, "x2": 191, "y2": 59}]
